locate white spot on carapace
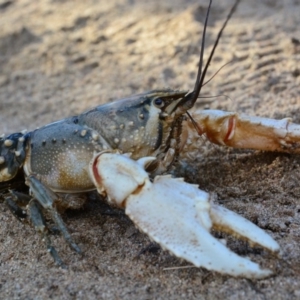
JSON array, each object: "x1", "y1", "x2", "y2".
[
  {"x1": 114, "y1": 138, "x2": 119, "y2": 144},
  {"x1": 119, "y1": 124, "x2": 124, "y2": 129},
  {"x1": 18, "y1": 136, "x2": 25, "y2": 143},
  {"x1": 0, "y1": 167, "x2": 11, "y2": 181},
  {"x1": 92, "y1": 132, "x2": 99, "y2": 141},
  {"x1": 4, "y1": 139, "x2": 13, "y2": 147},
  {"x1": 128, "y1": 121, "x2": 134, "y2": 127},
  {"x1": 0, "y1": 156, "x2": 5, "y2": 164},
  {"x1": 80, "y1": 130, "x2": 87, "y2": 137},
  {"x1": 15, "y1": 150, "x2": 21, "y2": 157}
]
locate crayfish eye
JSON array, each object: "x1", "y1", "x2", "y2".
[{"x1": 154, "y1": 98, "x2": 164, "y2": 108}]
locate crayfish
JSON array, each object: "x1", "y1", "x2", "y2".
[{"x1": 1, "y1": 0, "x2": 299, "y2": 278}]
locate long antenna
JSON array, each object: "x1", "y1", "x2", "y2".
[
  {"x1": 193, "y1": 0, "x2": 212, "y2": 98},
  {"x1": 194, "y1": 0, "x2": 213, "y2": 93},
  {"x1": 183, "y1": 0, "x2": 240, "y2": 109}
]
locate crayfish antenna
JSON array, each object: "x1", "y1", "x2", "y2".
[{"x1": 182, "y1": 0, "x2": 240, "y2": 111}]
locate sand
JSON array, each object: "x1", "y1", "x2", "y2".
[{"x1": 0, "y1": 0, "x2": 300, "y2": 299}]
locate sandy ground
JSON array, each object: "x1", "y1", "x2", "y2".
[{"x1": 0, "y1": 0, "x2": 300, "y2": 299}]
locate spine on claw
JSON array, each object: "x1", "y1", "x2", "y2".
[
  {"x1": 0, "y1": 131, "x2": 29, "y2": 182},
  {"x1": 189, "y1": 110, "x2": 300, "y2": 153}
]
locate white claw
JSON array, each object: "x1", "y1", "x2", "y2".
[
  {"x1": 209, "y1": 204, "x2": 280, "y2": 253},
  {"x1": 90, "y1": 152, "x2": 149, "y2": 206},
  {"x1": 89, "y1": 152, "x2": 279, "y2": 278}
]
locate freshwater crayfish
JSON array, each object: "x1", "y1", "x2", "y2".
[{"x1": 1, "y1": 0, "x2": 299, "y2": 278}]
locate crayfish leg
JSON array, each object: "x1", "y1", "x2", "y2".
[
  {"x1": 5, "y1": 190, "x2": 31, "y2": 221},
  {"x1": 26, "y1": 175, "x2": 82, "y2": 255},
  {"x1": 5, "y1": 190, "x2": 66, "y2": 267},
  {"x1": 27, "y1": 200, "x2": 66, "y2": 268}
]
